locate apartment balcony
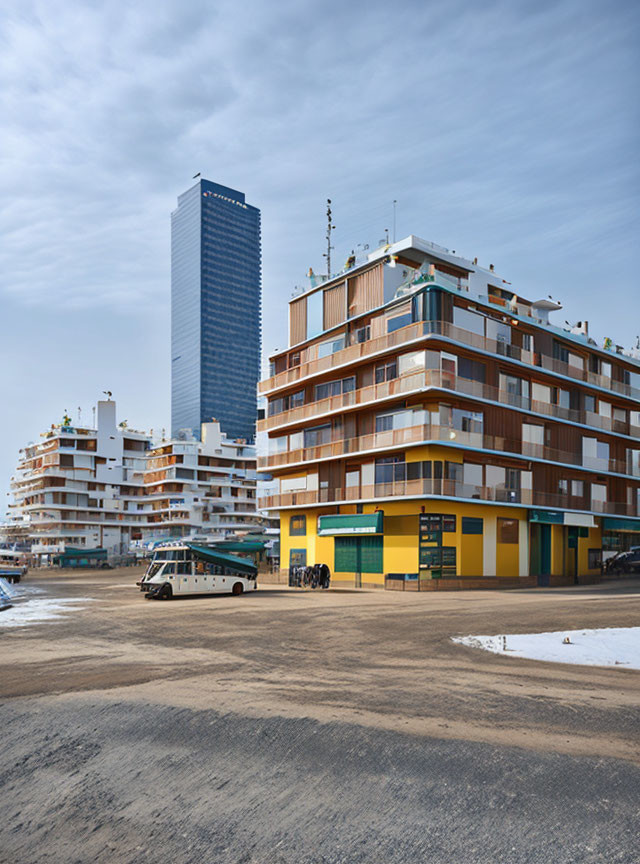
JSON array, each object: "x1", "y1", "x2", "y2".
[
  {"x1": 260, "y1": 320, "x2": 640, "y2": 403},
  {"x1": 260, "y1": 369, "x2": 640, "y2": 441},
  {"x1": 259, "y1": 416, "x2": 638, "y2": 477},
  {"x1": 31, "y1": 543, "x2": 66, "y2": 554},
  {"x1": 259, "y1": 479, "x2": 637, "y2": 517}
]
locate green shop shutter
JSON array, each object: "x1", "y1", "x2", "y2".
[
  {"x1": 335, "y1": 537, "x2": 359, "y2": 572},
  {"x1": 360, "y1": 536, "x2": 383, "y2": 573}
]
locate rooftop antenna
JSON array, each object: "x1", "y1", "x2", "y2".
[
  {"x1": 393, "y1": 200, "x2": 397, "y2": 242},
  {"x1": 384, "y1": 227, "x2": 390, "y2": 245},
  {"x1": 77, "y1": 406, "x2": 82, "y2": 425},
  {"x1": 92, "y1": 406, "x2": 96, "y2": 428},
  {"x1": 322, "y1": 199, "x2": 335, "y2": 279}
]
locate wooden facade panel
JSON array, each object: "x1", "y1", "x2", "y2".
[
  {"x1": 348, "y1": 263, "x2": 384, "y2": 318},
  {"x1": 290, "y1": 297, "x2": 307, "y2": 346},
  {"x1": 323, "y1": 283, "x2": 346, "y2": 331}
]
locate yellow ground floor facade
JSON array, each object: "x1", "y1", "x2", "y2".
[{"x1": 280, "y1": 499, "x2": 604, "y2": 590}]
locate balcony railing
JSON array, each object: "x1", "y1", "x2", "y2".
[
  {"x1": 258, "y1": 419, "x2": 639, "y2": 476},
  {"x1": 260, "y1": 319, "x2": 640, "y2": 403},
  {"x1": 259, "y1": 479, "x2": 638, "y2": 516},
  {"x1": 260, "y1": 367, "x2": 640, "y2": 439}
]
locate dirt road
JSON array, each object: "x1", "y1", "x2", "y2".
[{"x1": 1, "y1": 570, "x2": 638, "y2": 863}]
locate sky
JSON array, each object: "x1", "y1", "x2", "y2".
[{"x1": 1, "y1": 0, "x2": 639, "y2": 512}]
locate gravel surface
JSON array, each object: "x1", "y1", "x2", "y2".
[{"x1": 1, "y1": 570, "x2": 639, "y2": 863}]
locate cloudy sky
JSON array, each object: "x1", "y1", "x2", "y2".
[{"x1": 1, "y1": 0, "x2": 639, "y2": 508}]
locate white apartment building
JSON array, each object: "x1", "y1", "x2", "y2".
[
  {"x1": 141, "y1": 420, "x2": 271, "y2": 545},
  {"x1": 8, "y1": 400, "x2": 268, "y2": 563}
]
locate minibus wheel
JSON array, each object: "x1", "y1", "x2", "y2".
[
  {"x1": 232, "y1": 582, "x2": 243, "y2": 596},
  {"x1": 160, "y1": 584, "x2": 173, "y2": 600}
]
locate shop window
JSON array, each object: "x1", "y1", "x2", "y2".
[
  {"x1": 442, "y1": 514, "x2": 457, "y2": 532},
  {"x1": 588, "y1": 549, "x2": 602, "y2": 570},
  {"x1": 497, "y1": 518, "x2": 518, "y2": 544},
  {"x1": 290, "y1": 515, "x2": 307, "y2": 536},
  {"x1": 289, "y1": 549, "x2": 307, "y2": 569},
  {"x1": 462, "y1": 517, "x2": 483, "y2": 534}
]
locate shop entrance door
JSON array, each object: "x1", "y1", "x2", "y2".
[
  {"x1": 334, "y1": 536, "x2": 383, "y2": 587},
  {"x1": 531, "y1": 523, "x2": 551, "y2": 586}
]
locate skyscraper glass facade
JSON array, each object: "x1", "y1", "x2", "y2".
[{"x1": 171, "y1": 179, "x2": 261, "y2": 442}]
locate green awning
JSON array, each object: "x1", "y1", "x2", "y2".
[
  {"x1": 211, "y1": 540, "x2": 265, "y2": 553},
  {"x1": 186, "y1": 543, "x2": 257, "y2": 575},
  {"x1": 318, "y1": 512, "x2": 384, "y2": 536},
  {"x1": 55, "y1": 547, "x2": 107, "y2": 559},
  {"x1": 602, "y1": 517, "x2": 640, "y2": 532}
]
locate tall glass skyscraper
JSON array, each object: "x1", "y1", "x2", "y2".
[{"x1": 171, "y1": 179, "x2": 261, "y2": 442}]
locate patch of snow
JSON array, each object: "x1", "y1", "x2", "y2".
[
  {"x1": 0, "y1": 597, "x2": 94, "y2": 628},
  {"x1": 452, "y1": 627, "x2": 640, "y2": 670}
]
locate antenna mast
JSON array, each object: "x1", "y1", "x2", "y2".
[{"x1": 323, "y1": 199, "x2": 335, "y2": 279}]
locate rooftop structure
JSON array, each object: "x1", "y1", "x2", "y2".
[{"x1": 258, "y1": 235, "x2": 640, "y2": 589}]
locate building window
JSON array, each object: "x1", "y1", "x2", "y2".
[
  {"x1": 497, "y1": 518, "x2": 519, "y2": 544},
  {"x1": 375, "y1": 455, "x2": 405, "y2": 484},
  {"x1": 317, "y1": 335, "x2": 346, "y2": 358},
  {"x1": 462, "y1": 517, "x2": 483, "y2": 534},
  {"x1": 375, "y1": 359, "x2": 397, "y2": 384},
  {"x1": 558, "y1": 479, "x2": 569, "y2": 495},
  {"x1": 303, "y1": 424, "x2": 332, "y2": 448},
  {"x1": 553, "y1": 341, "x2": 569, "y2": 363},
  {"x1": 457, "y1": 357, "x2": 486, "y2": 384},
  {"x1": 584, "y1": 394, "x2": 596, "y2": 413},
  {"x1": 290, "y1": 515, "x2": 306, "y2": 536},
  {"x1": 354, "y1": 325, "x2": 370, "y2": 344},
  {"x1": 289, "y1": 352, "x2": 301, "y2": 368},
  {"x1": 387, "y1": 312, "x2": 412, "y2": 333},
  {"x1": 571, "y1": 480, "x2": 584, "y2": 497},
  {"x1": 315, "y1": 377, "x2": 356, "y2": 401}
]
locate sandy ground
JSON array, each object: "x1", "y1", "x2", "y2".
[{"x1": 1, "y1": 569, "x2": 639, "y2": 863}]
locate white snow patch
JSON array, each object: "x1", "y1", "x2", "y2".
[
  {"x1": 0, "y1": 597, "x2": 94, "y2": 627},
  {"x1": 452, "y1": 627, "x2": 640, "y2": 670}
]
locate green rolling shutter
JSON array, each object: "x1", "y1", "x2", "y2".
[
  {"x1": 359, "y1": 536, "x2": 383, "y2": 573},
  {"x1": 334, "y1": 536, "x2": 383, "y2": 574},
  {"x1": 335, "y1": 537, "x2": 359, "y2": 572}
]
